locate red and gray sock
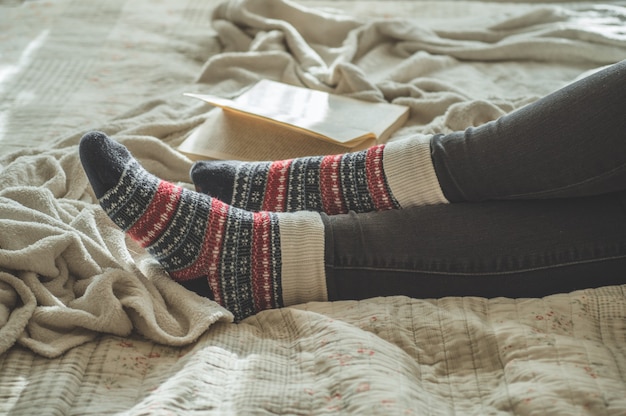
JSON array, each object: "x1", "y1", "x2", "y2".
[
  {"x1": 79, "y1": 131, "x2": 327, "y2": 321},
  {"x1": 191, "y1": 138, "x2": 448, "y2": 214}
]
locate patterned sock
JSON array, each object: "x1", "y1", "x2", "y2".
[
  {"x1": 79, "y1": 131, "x2": 327, "y2": 321},
  {"x1": 190, "y1": 137, "x2": 448, "y2": 214}
]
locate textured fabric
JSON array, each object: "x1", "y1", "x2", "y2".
[
  {"x1": 383, "y1": 137, "x2": 448, "y2": 207},
  {"x1": 324, "y1": 193, "x2": 626, "y2": 301},
  {"x1": 86, "y1": 130, "x2": 331, "y2": 321},
  {"x1": 2, "y1": 288, "x2": 626, "y2": 415},
  {"x1": 279, "y1": 211, "x2": 327, "y2": 306},
  {"x1": 108, "y1": 159, "x2": 290, "y2": 320},
  {"x1": 99, "y1": 157, "x2": 287, "y2": 321},
  {"x1": 193, "y1": 145, "x2": 403, "y2": 214}
]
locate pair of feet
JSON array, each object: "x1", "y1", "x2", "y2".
[{"x1": 79, "y1": 131, "x2": 446, "y2": 320}]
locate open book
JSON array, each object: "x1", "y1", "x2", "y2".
[{"x1": 178, "y1": 80, "x2": 409, "y2": 161}]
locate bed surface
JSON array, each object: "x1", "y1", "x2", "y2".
[{"x1": 1, "y1": 0, "x2": 626, "y2": 414}]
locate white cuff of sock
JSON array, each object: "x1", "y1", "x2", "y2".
[
  {"x1": 384, "y1": 136, "x2": 449, "y2": 207},
  {"x1": 278, "y1": 211, "x2": 327, "y2": 306}
]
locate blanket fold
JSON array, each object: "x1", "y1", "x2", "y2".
[{"x1": 206, "y1": 0, "x2": 626, "y2": 94}]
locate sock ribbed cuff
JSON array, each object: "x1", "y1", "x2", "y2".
[
  {"x1": 383, "y1": 136, "x2": 449, "y2": 207},
  {"x1": 278, "y1": 211, "x2": 327, "y2": 306}
]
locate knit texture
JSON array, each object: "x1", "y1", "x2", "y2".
[
  {"x1": 192, "y1": 144, "x2": 401, "y2": 214},
  {"x1": 80, "y1": 132, "x2": 327, "y2": 321},
  {"x1": 191, "y1": 138, "x2": 448, "y2": 214},
  {"x1": 383, "y1": 138, "x2": 449, "y2": 207},
  {"x1": 100, "y1": 158, "x2": 283, "y2": 320}
]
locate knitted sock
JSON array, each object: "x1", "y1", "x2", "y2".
[
  {"x1": 190, "y1": 138, "x2": 448, "y2": 214},
  {"x1": 79, "y1": 131, "x2": 327, "y2": 321}
]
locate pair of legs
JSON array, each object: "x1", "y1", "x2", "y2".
[
  {"x1": 80, "y1": 60, "x2": 626, "y2": 321},
  {"x1": 326, "y1": 60, "x2": 626, "y2": 301}
]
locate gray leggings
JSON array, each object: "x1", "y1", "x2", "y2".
[{"x1": 323, "y1": 59, "x2": 626, "y2": 301}]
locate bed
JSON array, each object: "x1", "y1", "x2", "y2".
[{"x1": 1, "y1": 0, "x2": 625, "y2": 414}]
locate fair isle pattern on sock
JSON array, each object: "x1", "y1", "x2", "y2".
[
  {"x1": 230, "y1": 144, "x2": 400, "y2": 214},
  {"x1": 99, "y1": 159, "x2": 283, "y2": 321}
]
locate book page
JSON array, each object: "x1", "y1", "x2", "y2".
[
  {"x1": 185, "y1": 79, "x2": 408, "y2": 146},
  {"x1": 178, "y1": 108, "x2": 374, "y2": 162}
]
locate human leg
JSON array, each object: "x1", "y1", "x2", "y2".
[
  {"x1": 323, "y1": 191, "x2": 626, "y2": 300},
  {"x1": 80, "y1": 132, "x2": 626, "y2": 316},
  {"x1": 433, "y1": 59, "x2": 626, "y2": 202}
]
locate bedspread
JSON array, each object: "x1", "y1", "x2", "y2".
[{"x1": 1, "y1": 0, "x2": 625, "y2": 414}]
